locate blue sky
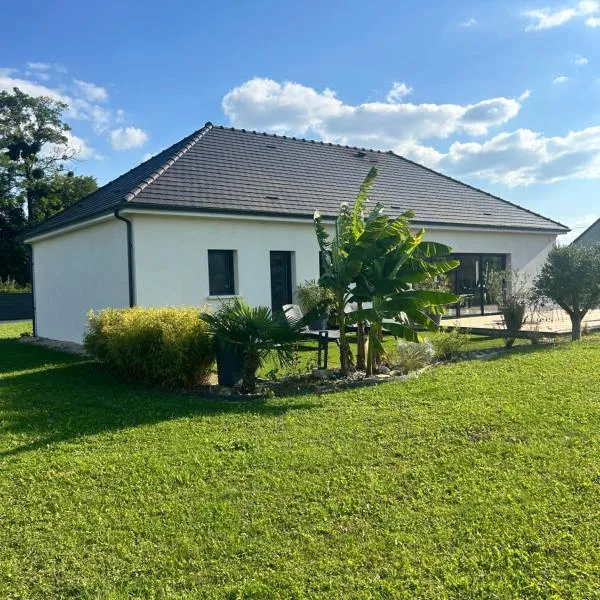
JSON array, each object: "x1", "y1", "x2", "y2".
[{"x1": 2, "y1": 0, "x2": 600, "y2": 240}]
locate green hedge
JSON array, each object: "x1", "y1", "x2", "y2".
[{"x1": 84, "y1": 307, "x2": 215, "y2": 388}]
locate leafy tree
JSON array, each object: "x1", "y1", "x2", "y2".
[
  {"x1": 0, "y1": 87, "x2": 96, "y2": 281},
  {"x1": 534, "y1": 244, "x2": 600, "y2": 341},
  {"x1": 0, "y1": 87, "x2": 72, "y2": 223},
  {"x1": 32, "y1": 171, "x2": 97, "y2": 224}
]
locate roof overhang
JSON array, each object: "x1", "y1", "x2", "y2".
[{"x1": 23, "y1": 204, "x2": 569, "y2": 244}]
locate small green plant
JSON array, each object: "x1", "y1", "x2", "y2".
[
  {"x1": 0, "y1": 277, "x2": 31, "y2": 293},
  {"x1": 296, "y1": 279, "x2": 334, "y2": 314},
  {"x1": 201, "y1": 299, "x2": 303, "y2": 393},
  {"x1": 389, "y1": 340, "x2": 435, "y2": 374},
  {"x1": 431, "y1": 329, "x2": 471, "y2": 360},
  {"x1": 84, "y1": 306, "x2": 215, "y2": 388}
]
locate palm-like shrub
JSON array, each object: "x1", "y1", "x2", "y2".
[
  {"x1": 315, "y1": 167, "x2": 459, "y2": 375},
  {"x1": 201, "y1": 299, "x2": 303, "y2": 393}
]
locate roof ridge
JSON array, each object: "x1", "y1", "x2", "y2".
[
  {"x1": 124, "y1": 122, "x2": 213, "y2": 202},
  {"x1": 386, "y1": 151, "x2": 570, "y2": 232},
  {"x1": 213, "y1": 123, "x2": 383, "y2": 154}
]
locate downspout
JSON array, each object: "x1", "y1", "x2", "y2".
[
  {"x1": 28, "y1": 244, "x2": 37, "y2": 336},
  {"x1": 114, "y1": 208, "x2": 135, "y2": 308}
]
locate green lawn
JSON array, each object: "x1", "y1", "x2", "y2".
[{"x1": 1, "y1": 321, "x2": 599, "y2": 598}]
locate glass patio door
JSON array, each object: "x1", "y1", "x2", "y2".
[{"x1": 449, "y1": 253, "x2": 506, "y2": 317}]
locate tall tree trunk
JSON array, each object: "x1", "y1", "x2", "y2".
[
  {"x1": 571, "y1": 312, "x2": 583, "y2": 341},
  {"x1": 356, "y1": 302, "x2": 365, "y2": 371}
]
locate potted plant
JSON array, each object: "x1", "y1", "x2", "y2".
[
  {"x1": 412, "y1": 274, "x2": 454, "y2": 326},
  {"x1": 201, "y1": 298, "x2": 303, "y2": 393},
  {"x1": 296, "y1": 279, "x2": 333, "y2": 330}
]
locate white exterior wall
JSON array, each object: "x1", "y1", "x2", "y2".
[
  {"x1": 131, "y1": 212, "x2": 558, "y2": 308},
  {"x1": 28, "y1": 211, "x2": 559, "y2": 344},
  {"x1": 131, "y1": 213, "x2": 321, "y2": 309},
  {"x1": 32, "y1": 219, "x2": 129, "y2": 343},
  {"x1": 423, "y1": 227, "x2": 557, "y2": 283}
]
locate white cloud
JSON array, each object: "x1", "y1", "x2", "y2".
[
  {"x1": 519, "y1": 89, "x2": 533, "y2": 101},
  {"x1": 460, "y1": 17, "x2": 478, "y2": 27},
  {"x1": 222, "y1": 76, "x2": 600, "y2": 189},
  {"x1": 573, "y1": 54, "x2": 589, "y2": 65},
  {"x1": 222, "y1": 78, "x2": 522, "y2": 152},
  {"x1": 1, "y1": 70, "x2": 138, "y2": 155},
  {"x1": 579, "y1": 0, "x2": 600, "y2": 13},
  {"x1": 523, "y1": 1, "x2": 600, "y2": 30},
  {"x1": 0, "y1": 74, "x2": 70, "y2": 104},
  {"x1": 0, "y1": 67, "x2": 16, "y2": 77},
  {"x1": 523, "y1": 8, "x2": 577, "y2": 30},
  {"x1": 73, "y1": 78, "x2": 108, "y2": 102},
  {"x1": 586, "y1": 15, "x2": 600, "y2": 25},
  {"x1": 433, "y1": 126, "x2": 600, "y2": 187},
  {"x1": 386, "y1": 81, "x2": 413, "y2": 102},
  {"x1": 553, "y1": 75, "x2": 569, "y2": 84},
  {"x1": 40, "y1": 130, "x2": 97, "y2": 161},
  {"x1": 27, "y1": 61, "x2": 52, "y2": 71},
  {"x1": 110, "y1": 127, "x2": 149, "y2": 150}
]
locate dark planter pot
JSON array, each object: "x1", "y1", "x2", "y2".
[
  {"x1": 215, "y1": 342, "x2": 244, "y2": 387},
  {"x1": 309, "y1": 316, "x2": 329, "y2": 331}
]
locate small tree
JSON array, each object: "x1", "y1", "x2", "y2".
[
  {"x1": 487, "y1": 268, "x2": 532, "y2": 347},
  {"x1": 534, "y1": 244, "x2": 600, "y2": 341}
]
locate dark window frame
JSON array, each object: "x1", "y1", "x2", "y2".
[
  {"x1": 208, "y1": 249, "x2": 236, "y2": 296},
  {"x1": 446, "y1": 252, "x2": 507, "y2": 318}
]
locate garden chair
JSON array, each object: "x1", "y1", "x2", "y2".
[{"x1": 283, "y1": 304, "x2": 340, "y2": 369}]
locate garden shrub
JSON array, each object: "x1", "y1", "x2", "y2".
[
  {"x1": 431, "y1": 329, "x2": 471, "y2": 360},
  {"x1": 85, "y1": 306, "x2": 215, "y2": 388},
  {"x1": 389, "y1": 340, "x2": 435, "y2": 374},
  {"x1": 0, "y1": 277, "x2": 31, "y2": 293}
]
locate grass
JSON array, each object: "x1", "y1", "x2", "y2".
[{"x1": 1, "y1": 320, "x2": 599, "y2": 598}]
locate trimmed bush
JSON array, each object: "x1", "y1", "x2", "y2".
[{"x1": 85, "y1": 306, "x2": 215, "y2": 388}]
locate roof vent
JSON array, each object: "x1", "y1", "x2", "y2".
[
  {"x1": 266, "y1": 195, "x2": 279, "y2": 200},
  {"x1": 355, "y1": 150, "x2": 367, "y2": 158},
  {"x1": 266, "y1": 144, "x2": 277, "y2": 149},
  {"x1": 483, "y1": 212, "x2": 492, "y2": 216}
]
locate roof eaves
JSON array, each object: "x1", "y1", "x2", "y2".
[{"x1": 118, "y1": 203, "x2": 569, "y2": 233}]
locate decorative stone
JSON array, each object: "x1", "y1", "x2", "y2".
[{"x1": 312, "y1": 368, "x2": 330, "y2": 380}]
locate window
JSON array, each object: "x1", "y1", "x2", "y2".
[{"x1": 208, "y1": 250, "x2": 236, "y2": 295}]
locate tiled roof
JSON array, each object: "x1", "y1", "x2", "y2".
[
  {"x1": 572, "y1": 218, "x2": 600, "y2": 246},
  {"x1": 25, "y1": 122, "x2": 569, "y2": 239}
]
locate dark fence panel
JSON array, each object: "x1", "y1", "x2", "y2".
[{"x1": 0, "y1": 293, "x2": 33, "y2": 321}]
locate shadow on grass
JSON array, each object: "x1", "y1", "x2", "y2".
[{"x1": 0, "y1": 340, "x2": 318, "y2": 459}]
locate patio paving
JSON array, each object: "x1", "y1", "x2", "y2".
[{"x1": 446, "y1": 307, "x2": 600, "y2": 336}]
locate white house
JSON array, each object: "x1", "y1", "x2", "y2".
[
  {"x1": 573, "y1": 218, "x2": 600, "y2": 247},
  {"x1": 24, "y1": 123, "x2": 569, "y2": 343}
]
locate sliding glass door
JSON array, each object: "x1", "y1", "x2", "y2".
[{"x1": 445, "y1": 253, "x2": 507, "y2": 318}]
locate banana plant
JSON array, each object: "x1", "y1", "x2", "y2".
[{"x1": 315, "y1": 167, "x2": 459, "y2": 376}]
